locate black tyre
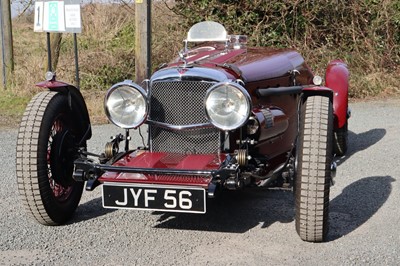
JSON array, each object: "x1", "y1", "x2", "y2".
[
  {"x1": 16, "y1": 91, "x2": 84, "y2": 225},
  {"x1": 334, "y1": 122, "x2": 348, "y2": 156},
  {"x1": 295, "y1": 96, "x2": 333, "y2": 242}
]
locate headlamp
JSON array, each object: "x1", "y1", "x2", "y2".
[
  {"x1": 104, "y1": 81, "x2": 148, "y2": 129},
  {"x1": 205, "y1": 82, "x2": 251, "y2": 131}
]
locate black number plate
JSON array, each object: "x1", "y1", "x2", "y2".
[{"x1": 102, "y1": 183, "x2": 206, "y2": 213}]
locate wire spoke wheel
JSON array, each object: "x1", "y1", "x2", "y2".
[
  {"x1": 16, "y1": 91, "x2": 84, "y2": 225},
  {"x1": 48, "y1": 117, "x2": 74, "y2": 201},
  {"x1": 295, "y1": 96, "x2": 333, "y2": 242},
  {"x1": 333, "y1": 122, "x2": 348, "y2": 156}
]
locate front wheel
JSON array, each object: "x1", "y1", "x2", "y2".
[
  {"x1": 295, "y1": 96, "x2": 333, "y2": 242},
  {"x1": 16, "y1": 91, "x2": 84, "y2": 225}
]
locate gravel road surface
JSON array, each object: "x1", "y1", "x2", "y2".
[{"x1": 0, "y1": 99, "x2": 399, "y2": 265}]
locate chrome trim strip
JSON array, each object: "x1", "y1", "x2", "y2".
[
  {"x1": 147, "y1": 120, "x2": 213, "y2": 131},
  {"x1": 150, "y1": 67, "x2": 228, "y2": 84},
  {"x1": 100, "y1": 165, "x2": 215, "y2": 176}
]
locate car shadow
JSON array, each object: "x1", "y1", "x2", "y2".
[
  {"x1": 154, "y1": 175, "x2": 394, "y2": 238},
  {"x1": 153, "y1": 188, "x2": 295, "y2": 233},
  {"x1": 327, "y1": 175, "x2": 395, "y2": 241},
  {"x1": 68, "y1": 188, "x2": 294, "y2": 230},
  {"x1": 69, "y1": 197, "x2": 117, "y2": 224},
  {"x1": 335, "y1": 128, "x2": 386, "y2": 166},
  {"x1": 69, "y1": 176, "x2": 394, "y2": 239}
]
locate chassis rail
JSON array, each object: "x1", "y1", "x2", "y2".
[{"x1": 73, "y1": 158, "x2": 236, "y2": 196}]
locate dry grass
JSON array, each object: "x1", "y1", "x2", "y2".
[{"x1": 7, "y1": 2, "x2": 184, "y2": 122}]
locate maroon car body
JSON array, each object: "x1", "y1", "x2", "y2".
[{"x1": 17, "y1": 21, "x2": 349, "y2": 242}]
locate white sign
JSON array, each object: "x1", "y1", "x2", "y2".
[
  {"x1": 33, "y1": 1, "x2": 82, "y2": 33},
  {"x1": 42, "y1": 1, "x2": 65, "y2": 32},
  {"x1": 65, "y1": 4, "x2": 81, "y2": 30},
  {"x1": 34, "y1": 1, "x2": 44, "y2": 32}
]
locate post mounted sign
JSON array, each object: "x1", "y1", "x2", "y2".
[{"x1": 34, "y1": 0, "x2": 81, "y2": 33}]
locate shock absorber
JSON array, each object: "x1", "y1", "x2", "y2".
[{"x1": 236, "y1": 149, "x2": 248, "y2": 166}]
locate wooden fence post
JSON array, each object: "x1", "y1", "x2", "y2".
[
  {"x1": 135, "y1": 0, "x2": 151, "y2": 84},
  {"x1": 0, "y1": 0, "x2": 14, "y2": 89}
]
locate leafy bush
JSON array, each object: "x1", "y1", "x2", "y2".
[{"x1": 171, "y1": 0, "x2": 400, "y2": 97}]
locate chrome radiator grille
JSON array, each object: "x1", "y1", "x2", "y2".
[{"x1": 149, "y1": 81, "x2": 220, "y2": 154}]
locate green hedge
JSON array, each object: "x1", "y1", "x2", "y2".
[
  {"x1": 171, "y1": 0, "x2": 400, "y2": 97},
  {"x1": 172, "y1": 0, "x2": 399, "y2": 66}
]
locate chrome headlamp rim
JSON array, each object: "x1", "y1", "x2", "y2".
[
  {"x1": 104, "y1": 81, "x2": 148, "y2": 129},
  {"x1": 204, "y1": 81, "x2": 251, "y2": 131}
]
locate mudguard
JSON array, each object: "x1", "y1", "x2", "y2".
[
  {"x1": 325, "y1": 60, "x2": 350, "y2": 129},
  {"x1": 302, "y1": 86, "x2": 334, "y2": 101},
  {"x1": 36, "y1": 80, "x2": 92, "y2": 144}
]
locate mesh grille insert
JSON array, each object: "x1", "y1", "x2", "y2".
[
  {"x1": 150, "y1": 127, "x2": 220, "y2": 154},
  {"x1": 150, "y1": 81, "x2": 212, "y2": 125},
  {"x1": 149, "y1": 80, "x2": 220, "y2": 154}
]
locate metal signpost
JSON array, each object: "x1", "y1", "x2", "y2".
[{"x1": 34, "y1": 0, "x2": 82, "y2": 88}]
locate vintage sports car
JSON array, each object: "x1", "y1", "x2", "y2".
[{"x1": 16, "y1": 21, "x2": 349, "y2": 242}]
